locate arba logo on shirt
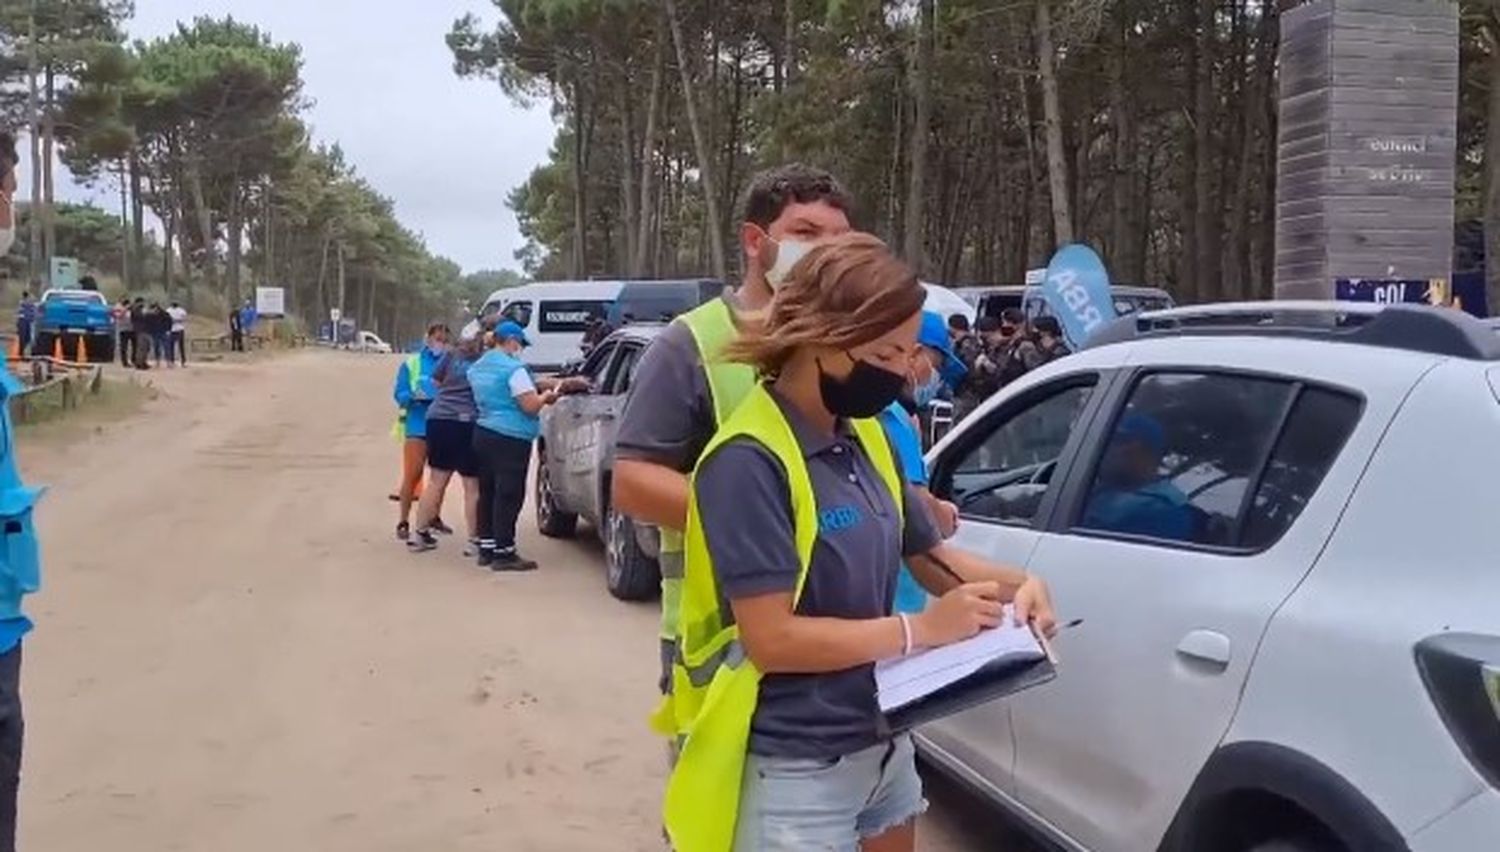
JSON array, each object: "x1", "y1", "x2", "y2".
[{"x1": 818, "y1": 505, "x2": 862, "y2": 533}]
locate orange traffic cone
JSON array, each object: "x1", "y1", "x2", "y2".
[
  {"x1": 52, "y1": 337, "x2": 63, "y2": 361},
  {"x1": 77, "y1": 336, "x2": 88, "y2": 364}
]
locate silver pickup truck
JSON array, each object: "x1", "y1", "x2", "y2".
[{"x1": 534, "y1": 324, "x2": 663, "y2": 601}]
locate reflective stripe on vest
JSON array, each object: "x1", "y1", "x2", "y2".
[{"x1": 659, "y1": 384, "x2": 904, "y2": 852}]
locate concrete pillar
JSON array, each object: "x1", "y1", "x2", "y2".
[{"x1": 1275, "y1": 0, "x2": 1458, "y2": 300}]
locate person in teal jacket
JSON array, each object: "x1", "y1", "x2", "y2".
[
  {"x1": 393, "y1": 323, "x2": 449, "y2": 540},
  {"x1": 0, "y1": 369, "x2": 41, "y2": 850}
]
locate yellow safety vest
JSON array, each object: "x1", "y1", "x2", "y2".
[
  {"x1": 657, "y1": 300, "x2": 756, "y2": 640},
  {"x1": 660, "y1": 384, "x2": 904, "y2": 852},
  {"x1": 391, "y1": 353, "x2": 424, "y2": 440}
]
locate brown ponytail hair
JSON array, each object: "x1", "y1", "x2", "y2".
[{"x1": 724, "y1": 232, "x2": 924, "y2": 376}]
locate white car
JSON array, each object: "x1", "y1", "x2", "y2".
[
  {"x1": 356, "y1": 331, "x2": 392, "y2": 354},
  {"x1": 917, "y1": 302, "x2": 1500, "y2": 852}
]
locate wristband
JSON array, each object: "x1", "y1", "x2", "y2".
[{"x1": 897, "y1": 614, "x2": 914, "y2": 657}]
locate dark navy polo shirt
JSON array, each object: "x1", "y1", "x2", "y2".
[{"x1": 694, "y1": 390, "x2": 941, "y2": 759}]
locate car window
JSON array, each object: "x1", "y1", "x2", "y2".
[
  {"x1": 501, "y1": 301, "x2": 534, "y2": 328},
  {"x1": 1241, "y1": 388, "x2": 1361, "y2": 550},
  {"x1": 605, "y1": 344, "x2": 644, "y2": 395},
  {"x1": 539, "y1": 299, "x2": 611, "y2": 333},
  {"x1": 938, "y1": 380, "x2": 1097, "y2": 526},
  {"x1": 1075, "y1": 372, "x2": 1350, "y2": 550},
  {"x1": 579, "y1": 341, "x2": 617, "y2": 383}
]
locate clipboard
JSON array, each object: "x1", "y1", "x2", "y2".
[{"x1": 877, "y1": 655, "x2": 1056, "y2": 735}]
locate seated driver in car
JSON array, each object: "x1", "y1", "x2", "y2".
[{"x1": 1082, "y1": 412, "x2": 1195, "y2": 541}]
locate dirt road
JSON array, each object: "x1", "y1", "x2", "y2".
[{"x1": 16, "y1": 351, "x2": 1017, "y2": 851}]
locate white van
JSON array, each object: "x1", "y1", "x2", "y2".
[{"x1": 463, "y1": 280, "x2": 624, "y2": 372}]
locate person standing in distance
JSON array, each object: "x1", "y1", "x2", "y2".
[
  {"x1": 407, "y1": 332, "x2": 484, "y2": 554},
  {"x1": 661, "y1": 234, "x2": 1056, "y2": 852},
  {"x1": 467, "y1": 321, "x2": 579, "y2": 571},
  {"x1": 392, "y1": 323, "x2": 449, "y2": 540},
  {"x1": 14, "y1": 294, "x2": 34, "y2": 357},
  {"x1": 167, "y1": 301, "x2": 188, "y2": 367},
  {"x1": 612, "y1": 163, "x2": 853, "y2": 703}
]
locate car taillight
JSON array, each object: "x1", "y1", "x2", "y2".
[{"x1": 1415, "y1": 634, "x2": 1500, "y2": 790}]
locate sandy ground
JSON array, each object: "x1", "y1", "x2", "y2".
[{"x1": 13, "y1": 350, "x2": 1027, "y2": 851}]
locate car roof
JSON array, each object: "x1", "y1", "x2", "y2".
[{"x1": 603, "y1": 323, "x2": 668, "y2": 344}]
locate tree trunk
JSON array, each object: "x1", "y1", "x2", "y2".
[
  {"x1": 1036, "y1": 0, "x2": 1074, "y2": 248},
  {"x1": 186, "y1": 164, "x2": 220, "y2": 293},
  {"x1": 665, "y1": 0, "x2": 730, "y2": 282},
  {"x1": 1193, "y1": 0, "x2": 1219, "y2": 302},
  {"x1": 904, "y1": 0, "x2": 934, "y2": 271},
  {"x1": 634, "y1": 24, "x2": 665, "y2": 277},
  {"x1": 620, "y1": 73, "x2": 638, "y2": 275},
  {"x1": 315, "y1": 232, "x2": 332, "y2": 320},
  {"x1": 784, "y1": 0, "x2": 797, "y2": 89},
  {"x1": 24, "y1": 9, "x2": 42, "y2": 283},
  {"x1": 1485, "y1": 19, "x2": 1500, "y2": 321},
  {"x1": 117, "y1": 159, "x2": 130, "y2": 286},
  {"x1": 336, "y1": 241, "x2": 347, "y2": 318},
  {"x1": 227, "y1": 184, "x2": 244, "y2": 305},
  {"x1": 1109, "y1": 4, "x2": 1140, "y2": 280},
  {"x1": 570, "y1": 77, "x2": 589, "y2": 278},
  {"x1": 1177, "y1": 0, "x2": 1200, "y2": 301},
  {"x1": 41, "y1": 66, "x2": 56, "y2": 267},
  {"x1": 162, "y1": 208, "x2": 176, "y2": 301},
  {"x1": 129, "y1": 152, "x2": 145, "y2": 289}
]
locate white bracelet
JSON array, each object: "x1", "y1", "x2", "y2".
[{"x1": 897, "y1": 614, "x2": 914, "y2": 657}]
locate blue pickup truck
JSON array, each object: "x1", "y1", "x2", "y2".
[{"x1": 35, "y1": 289, "x2": 115, "y2": 363}]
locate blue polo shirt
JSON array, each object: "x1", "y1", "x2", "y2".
[{"x1": 878, "y1": 402, "x2": 930, "y2": 615}]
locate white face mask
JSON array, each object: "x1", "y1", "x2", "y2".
[{"x1": 764, "y1": 237, "x2": 813, "y2": 290}]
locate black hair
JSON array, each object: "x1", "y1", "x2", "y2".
[
  {"x1": 1000, "y1": 308, "x2": 1025, "y2": 326},
  {"x1": 20, "y1": 291, "x2": 29, "y2": 300},
  {"x1": 948, "y1": 314, "x2": 971, "y2": 333},
  {"x1": 976, "y1": 315, "x2": 1002, "y2": 333},
  {"x1": 1034, "y1": 316, "x2": 1063, "y2": 337},
  {"x1": 426, "y1": 322, "x2": 450, "y2": 337},
  {"x1": 739, "y1": 163, "x2": 853, "y2": 229}
]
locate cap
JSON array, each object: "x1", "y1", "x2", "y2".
[
  {"x1": 495, "y1": 320, "x2": 530, "y2": 347},
  {"x1": 918, "y1": 311, "x2": 968, "y2": 388},
  {"x1": 1114, "y1": 412, "x2": 1166, "y2": 455}
]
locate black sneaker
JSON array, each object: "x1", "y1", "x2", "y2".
[
  {"x1": 407, "y1": 530, "x2": 438, "y2": 553},
  {"x1": 431, "y1": 518, "x2": 455, "y2": 536},
  {"x1": 491, "y1": 552, "x2": 539, "y2": 573},
  {"x1": 476, "y1": 547, "x2": 497, "y2": 569},
  {"x1": 395, "y1": 521, "x2": 411, "y2": 542}
]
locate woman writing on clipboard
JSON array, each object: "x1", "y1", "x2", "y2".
[{"x1": 661, "y1": 233, "x2": 1057, "y2": 852}]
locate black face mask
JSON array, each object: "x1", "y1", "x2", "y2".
[{"x1": 818, "y1": 354, "x2": 908, "y2": 419}]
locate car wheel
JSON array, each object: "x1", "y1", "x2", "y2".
[
  {"x1": 91, "y1": 334, "x2": 115, "y2": 364},
  {"x1": 604, "y1": 504, "x2": 660, "y2": 602},
  {"x1": 534, "y1": 454, "x2": 577, "y2": 538}
]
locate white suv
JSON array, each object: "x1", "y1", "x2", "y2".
[{"x1": 917, "y1": 303, "x2": 1500, "y2": 852}]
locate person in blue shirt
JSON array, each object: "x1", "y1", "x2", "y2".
[
  {"x1": 0, "y1": 370, "x2": 39, "y2": 850},
  {"x1": 14, "y1": 293, "x2": 35, "y2": 356},
  {"x1": 467, "y1": 321, "x2": 581, "y2": 571},
  {"x1": 880, "y1": 311, "x2": 967, "y2": 614},
  {"x1": 1083, "y1": 412, "x2": 1195, "y2": 541},
  {"x1": 393, "y1": 323, "x2": 449, "y2": 541}
]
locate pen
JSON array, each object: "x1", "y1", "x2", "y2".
[{"x1": 927, "y1": 554, "x2": 1082, "y2": 662}]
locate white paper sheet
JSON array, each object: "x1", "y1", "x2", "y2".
[{"x1": 875, "y1": 608, "x2": 1045, "y2": 713}]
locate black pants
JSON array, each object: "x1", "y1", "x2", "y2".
[
  {"x1": 0, "y1": 646, "x2": 23, "y2": 852},
  {"x1": 119, "y1": 331, "x2": 135, "y2": 367},
  {"x1": 230, "y1": 329, "x2": 244, "y2": 352},
  {"x1": 171, "y1": 330, "x2": 187, "y2": 365},
  {"x1": 473, "y1": 428, "x2": 533, "y2": 553}
]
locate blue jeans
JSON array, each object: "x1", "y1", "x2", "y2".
[{"x1": 734, "y1": 735, "x2": 926, "y2": 851}]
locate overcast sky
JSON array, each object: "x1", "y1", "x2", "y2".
[{"x1": 21, "y1": 0, "x2": 554, "y2": 274}]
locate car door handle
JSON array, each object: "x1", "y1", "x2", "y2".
[{"x1": 1176, "y1": 630, "x2": 1232, "y2": 668}]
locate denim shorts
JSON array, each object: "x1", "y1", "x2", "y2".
[{"x1": 733, "y1": 734, "x2": 926, "y2": 852}]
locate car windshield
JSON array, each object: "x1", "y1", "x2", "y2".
[{"x1": 613, "y1": 285, "x2": 699, "y2": 324}]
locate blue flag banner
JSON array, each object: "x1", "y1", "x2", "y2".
[{"x1": 1042, "y1": 244, "x2": 1118, "y2": 348}]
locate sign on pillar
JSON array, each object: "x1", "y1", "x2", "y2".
[{"x1": 1275, "y1": 0, "x2": 1458, "y2": 300}]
